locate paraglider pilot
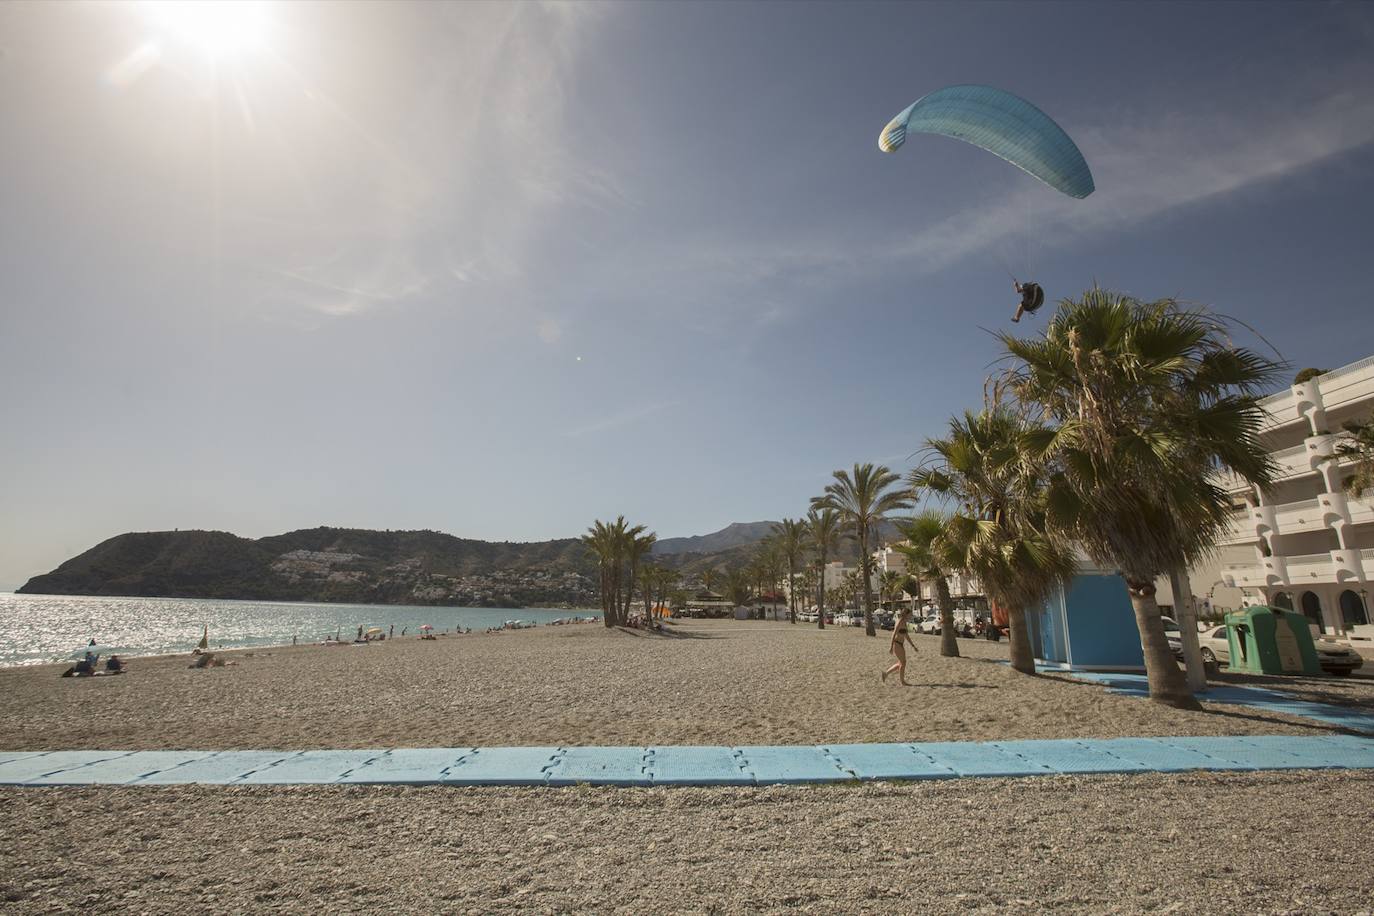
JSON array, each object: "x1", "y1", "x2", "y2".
[{"x1": 1012, "y1": 280, "x2": 1044, "y2": 323}]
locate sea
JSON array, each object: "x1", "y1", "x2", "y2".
[{"x1": 0, "y1": 593, "x2": 596, "y2": 668}]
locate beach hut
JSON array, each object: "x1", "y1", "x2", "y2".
[{"x1": 1027, "y1": 562, "x2": 1145, "y2": 671}]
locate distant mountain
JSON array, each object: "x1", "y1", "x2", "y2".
[
  {"x1": 19, "y1": 517, "x2": 915, "y2": 607},
  {"x1": 653, "y1": 521, "x2": 779, "y2": 556},
  {"x1": 18, "y1": 528, "x2": 601, "y2": 608}
]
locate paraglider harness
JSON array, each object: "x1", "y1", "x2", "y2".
[{"x1": 1016, "y1": 281, "x2": 1044, "y2": 314}]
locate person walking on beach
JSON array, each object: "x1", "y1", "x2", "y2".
[{"x1": 882, "y1": 608, "x2": 918, "y2": 685}]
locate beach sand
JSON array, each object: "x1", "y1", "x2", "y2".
[
  {"x1": 2, "y1": 770, "x2": 1371, "y2": 914},
  {"x1": 0, "y1": 619, "x2": 1358, "y2": 751}
]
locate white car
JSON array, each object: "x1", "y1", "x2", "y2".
[{"x1": 1197, "y1": 626, "x2": 1231, "y2": 666}]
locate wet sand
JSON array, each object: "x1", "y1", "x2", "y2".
[{"x1": 0, "y1": 619, "x2": 1357, "y2": 751}]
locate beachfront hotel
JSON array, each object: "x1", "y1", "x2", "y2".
[{"x1": 1215, "y1": 354, "x2": 1374, "y2": 641}]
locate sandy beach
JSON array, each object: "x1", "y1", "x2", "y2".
[
  {"x1": 3, "y1": 771, "x2": 1371, "y2": 914},
  {"x1": 1, "y1": 619, "x2": 1361, "y2": 751}
]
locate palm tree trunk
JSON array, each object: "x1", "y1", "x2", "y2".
[
  {"x1": 859, "y1": 533, "x2": 876, "y2": 637},
  {"x1": 788, "y1": 568, "x2": 796, "y2": 624},
  {"x1": 1006, "y1": 603, "x2": 1036, "y2": 674},
  {"x1": 816, "y1": 556, "x2": 826, "y2": 630},
  {"x1": 1169, "y1": 567, "x2": 1206, "y2": 692},
  {"x1": 607, "y1": 568, "x2": 618, "y2": 626},
  {"x1": 935, "y1": 576, "x2": 960, "y2": 658},
  {"x1": 1127, "y1": 579, "x2": 1202, "y2": 710}
]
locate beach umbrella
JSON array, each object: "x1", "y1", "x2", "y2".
[
  {"x1": 420, "y1": 624, "x2": 433, "y2": 631},
  {"x1": 365, "y1": 627, "x2": 384, "y2": 635}
]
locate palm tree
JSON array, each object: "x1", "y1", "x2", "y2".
[
  {"x1": 1328, "y1": 412, "x2": 1374, "y2": 497},
  {"x1": 623, "y1": 528, "x2": 655, "y2": 624},
  {"x1": 812, "y1": 463, "x2": 912, "y2": 636},
  {"x1": 1001, "y1": 289, "x2": 1280, "y2": 707},
  {"x1": 878, "y1": 570, "x2": 904, "y2": 614},
  {"x1": 894, "y1": 511, "x2": 962, "y2": 658},
  {"x1": 724, "y1": 565, "x2": 753, "y2": 609},
  {"x1": 914, "y1": 409, "x2": 1078, "y2": 674},
  {"x1": 804, "y1": 506, "x2": 842, "y2": 630},
  {"x1": 582, "y1": 517, "x2": 629, "y2": 627},
  {"x1": 772, "y1": 518, "x2": 807, "y2": 624}
]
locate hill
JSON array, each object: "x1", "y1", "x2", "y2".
[
  {"x1": 18, "y1": 527, "x2": 600, "y2": 608},
  {"x1": 18, "y1": 517, "x2": 913, "y2": 607},
  {"x1": 652, "y1": 521, "x2": 779, "y2": 555}
]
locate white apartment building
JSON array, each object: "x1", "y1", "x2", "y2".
[
  {"x1": 1216, "y1": 355, "x2": 1374, "y2": 640},
  {"x1": 869, "y1": 544, "x2": 987, "y2": 609}
]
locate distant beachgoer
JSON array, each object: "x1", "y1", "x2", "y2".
[
  {"x1": 389, "y1": 624, "x2": 394, "y2": 639},
  {"x1": 882, "y1": 608, "x2": 918, "y2": 686},
  {"x1": 357, "y1": 625, "x2": 364, "y2": 641},
  {"x1": 105, "y1": 655, "x2": 123, "y2": 674},
  {"x1": 401, "y1": 627, "x2": 407, "y2": 636},
  {"x1": 293, "y1": 635, "x2": 298, "y2": 646}
]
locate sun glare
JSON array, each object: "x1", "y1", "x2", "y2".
[{"x1": 141, "y1": 0, "x2": 273, "y2": 59}]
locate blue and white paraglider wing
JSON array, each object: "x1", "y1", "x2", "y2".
[{"x1": 879, "y1": 84, "x2": 1094, "y2": 199}]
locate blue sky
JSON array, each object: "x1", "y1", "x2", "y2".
[{"x1": 3, "y1": 1, "x2": 1374, "y2": 588}]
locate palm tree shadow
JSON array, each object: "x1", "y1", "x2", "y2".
[
  {"x1": 1192, "y1": 704, "x2": 1366, "y2": 737},
  {"x1": 613, "y1": 626, "x2": 721, "y2": 640}
]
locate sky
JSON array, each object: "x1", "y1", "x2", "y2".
[{"x1": 2, "y1": 1, "x2": 1374, "y2": 589}]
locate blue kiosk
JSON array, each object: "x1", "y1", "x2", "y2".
[{"x1": 1026, "y1": 563, "x2": 1144, "y2": 671}]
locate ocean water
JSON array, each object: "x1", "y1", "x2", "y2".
[{"x1": 0, "y1": 593, "x2": 596, "y2": 667}]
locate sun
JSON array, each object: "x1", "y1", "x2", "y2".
[{"x1": 141, "y1": 0, "x2": 274, "y2": 59}]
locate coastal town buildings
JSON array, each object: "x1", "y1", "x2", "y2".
[{"x1": 1213, "y1": 356, "x2": 1374, "y2": 640}]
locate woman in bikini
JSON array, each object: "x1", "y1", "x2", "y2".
[{"x1": 882, "y1": 607, "x2": 918, "y2": 686}]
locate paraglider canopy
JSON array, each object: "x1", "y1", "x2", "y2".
[{"x1": 879, "y1": 85, "x2": 1095, "y2": 199}]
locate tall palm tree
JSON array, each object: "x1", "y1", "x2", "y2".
[
  {"x1": 772, "y1": 518, "x2": 807, "y2": 624},
  {"x1": 895, "y1": 511, "x2": 962, "y2": 658},
  {"x1": 1001, "y1": 289, "x2": 1280, "y2": 707},
  {"x1": 804, "y1": 506, "x2": 842, "y2": 630},
  {"x1": 582, "y1": 517, "x2": 629, "y2": 627},
  {"x1": 812, "y1": 464, "x2": 912, "y2": 636},
  {"x1": 623, "y1": 528, "x2": 655, "y2": 624},
  {"x1": 914, "y1": 409, "x2": 1078, "y2": 674}
]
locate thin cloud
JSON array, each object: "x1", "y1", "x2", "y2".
[{"x1": 565, "y1": 400, "x2": 677, "y2": 438}]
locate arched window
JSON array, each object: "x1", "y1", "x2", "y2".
[
  {"x1": 1339, "y1": 590, "x2": 1369, "y2": 628},
  {"x1": 1271, "y1": 591, "x2": 1293, "y2": 611},
  {"x1": 1300, "y1": 591, "x2": 1324, "y2": 633}
]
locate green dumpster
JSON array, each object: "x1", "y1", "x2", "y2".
[{"x1": 1224, "y1": 606, "x2": 1320, "y2": 676}]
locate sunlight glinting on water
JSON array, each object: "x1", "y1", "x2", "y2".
[{"x1": 0, "y1": 594, "x2": 589, "y2": 667}]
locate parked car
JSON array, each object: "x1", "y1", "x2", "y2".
[
  {"x1": 878, "y1": 613, "x2": 895, "y2": 630},
  {"x1": 1162, "y1": 616, "x2": 1186, "y2": 660},
  {"x1": 1197, "y1": 625, "x2": 1230, "y2": 666},
  {"x1": 1191, "y1": 624, "x2": 1363, "y2": 676},
  {"x1": 1314, "y1": 639, "x2": 1364, "y2": 676}
]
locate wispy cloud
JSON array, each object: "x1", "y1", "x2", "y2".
[{"x1": 565, "y1": 400, "x2": 677, "y2": 438}]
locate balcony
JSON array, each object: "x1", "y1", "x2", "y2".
[
  {"x1": 1315, "y1": 356, "x2": 1374, "y2": 413},
  {"x1": 1287, "y1": 552, "x2": 1335, "y2": 585},
  {"x1": 1259, "y1": 386, "x2": 1304, "y2": 430}
]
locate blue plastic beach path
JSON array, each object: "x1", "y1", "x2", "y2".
[
  {"x1": 5, "y1": 679, "x2": 1372, "y2": 788},
  {"x1": 1, "y1": 735, "x2": 1373, "y2": 787}
]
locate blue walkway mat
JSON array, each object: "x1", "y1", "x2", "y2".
[
  {"x1": 3, "y1": 736, "x2": 1373, "y2": 787},
  {"x1": 647, "y1": 746, "x2": 746, "y2": 786}
]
